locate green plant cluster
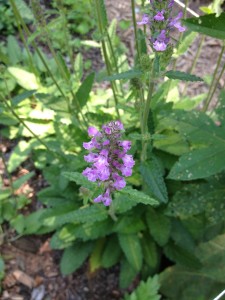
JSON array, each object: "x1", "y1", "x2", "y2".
[{"x1": 0, "y1": 0, "x2": 225, "y2": 299}]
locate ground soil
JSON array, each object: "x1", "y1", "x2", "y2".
[{"x1": 1, "y1": 0, "x2": 225, "y2": 299}]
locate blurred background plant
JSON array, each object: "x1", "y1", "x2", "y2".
[{"x1": 0, "y1": 0, "x2": 225, "y2": 299}]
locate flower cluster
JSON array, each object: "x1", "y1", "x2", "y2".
[
  {"x1": 137, "y1": 0, "x2": 186, "y2": 52},
  {"x1": 82, "y1": 121, "x2": 135, "y2": 206}
]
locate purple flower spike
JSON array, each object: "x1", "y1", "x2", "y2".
[
  {"x1": 137, "y1": 14, "x2": 150, "y2": 25},
  {"x1": 137, "y1": 1, "x2": 186, "y2": 52},
  {"x1": 82, "y1": 121, "x2": 135, "y2": 206}
]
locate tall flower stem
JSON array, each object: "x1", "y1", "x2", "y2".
[
  {"x1": 131, "y1": 0, "x2": 141, "y2": 61},
  {"x1": 141, "y1": 65, "x2": 155, "y2": 162},
  {"x1": 172, "y1": 0, "x2": 189, "y2": 71},
  {"x1": 204, "y1": 61, "x2": 225, "y2": 112},
  {"x1": 94, "y1": 0, "x2": 120, "y2": 119},
  {"x1": 10, "y1": 0, "x2": 88, "y2": 129},
  {"x1": 203, "y1": 43, "x2": 225, "y2": 111},
  {"x1": 182, "y1": 35, "x2": 205, "y2": 96}
]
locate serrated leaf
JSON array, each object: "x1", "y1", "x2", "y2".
[
  {"x1": 42, "y1": 205, "x2": 108, "y2": 227},
  {"x1": 146, "y1": 208, "x2": 171, "y2": 246},
  {"x1": 118, "y1": 233, "x2": 143, "y2": 272},
  {"x1": 165, "y1": 70, "x2": 203, "y2": 82},
  {"x1": 124, "y1": 276, "x2": 161, "y2": 300},
  {"x1": 100, "y1": 69, "x2": 143, "y2": 82},
  {"x1": 120, "y1": 187, "x2": 159, "y2": 206},
  {"x1": 60, "y1": 242, "x2": 93, "y2": 275},
  {"x1": 183, "y1": 13, "x2": 225, "y2": 39},
  {"x1": 62, "y1": 171, "x2": 96, "y2": 189},
  {"x1": 75, "y1": 72, "x2": 95, "y2": 108},
  {"x1": 140, "y1": 158, "x2": 168, "y2": 203}
]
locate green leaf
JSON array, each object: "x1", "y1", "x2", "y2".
[
  {"x1": 160, "y1": 265, "x2": 224, "y2": 300},
  {"x1": 113, "y1": 216, "x2": 145, "y2": 234},
  {"x1": 101, "y1": 235, "x2": 121, "y2": 268},
  {"x1": 8, "y1": 67, "x2": 40, "y2": 90},
  {"x1": 120, "y1": 258, "x2": 138, "y2": 289},
  {"x1": 140, "y1": 158, "x2": 168, "y2": 203},
  {"x1": 168, "y1": 145, "x2": 225, "y2": 180},
  {"x1": 124, "y1": 276, "x2": 161, "y2": 300},
  {"x1": 165, "y1": 70, "x2": 203, "y2": 82},
  {"x1": 176, "y1": 32, "x2": 198, "y2": 56},
  {"x1": 75, "y1": 72, "x2": 95, "y2": 108},
  {"x1": 11, "y1": 90, "x2": 37, "y2": 107},
  {"x1": 120, "y1": 187, "x2": 159, "y2": 206},
  {"x1": 7, "y1": 35, "x2": 22, "y2": 65},
  {"x1": 42, "y1": 205, "x2": 108, "y2": 227},
  {"x1": 74, "y1": 53, "x2": 83, "y2": 81},
  {"x1": 12, "y1": 171, "x2": 35, "y2": 189},
  {"x1": 60, "y1": 242, "x2": 93, "y2": 275},
  {"x1": 89, "y1": 239, "x2": 105, "y2": 273},
  {"x1": 62, "y1": 171, "x2": 96, "y2": 189},
  {"x1": 14, "y1": 0, "x2": 34, "y2": 22},
  {"x1": 118, "y1": 233, "x2": 143, "y2": 272},
  {"x1": 160, "y1": 234, "x2": 225, "y2": 299},
  {"x1": 141, "y1": 235, "x2": 158, "y2": 269},
  {"x1": 100, "y1": 69, "x2": 143, "y2": 82},
  {"x1": 146, "y1": 208, "x2": 171, "y2": 247},
  {"x1": 8, "y1": 141, "x2": 34, "y2": 173},
  {"x1": 183, "y1": 13, "x2": 225, "y2": 39},
  {"x1": 164, "y1": 242, "x2": 202, "y2": 269}
]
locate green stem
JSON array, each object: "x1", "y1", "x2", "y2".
[
  {"x1": 9, "y1": 0, "x2": 37, "y2": 76},
  {"x1": 182, "y1": 35, "x2": 205, "y2": 96},
  {"x1": 203, "y1": 43, "x2": 225, "y2": 111},
  {"x1": 94, "y1": 0, "x2": 120, "y2": 118},
  {"x1": 55, "y1": 0, "x2": 74, "y2": 68},
  {"x1": 131, "y1": 0, "x2": 141, "y2": 61},
  {"x1": 0, "y1": 151, "x2": 16, "y2": 200},
  {"x1": 204, "y1": 61, "x2": 225, "y2": 112},
  {"x1": 106, "y1": 32, "x2": 124, "y2": 96},
  {"x1": 141, "y1": 68, "x2": 155, "y2": 162}
]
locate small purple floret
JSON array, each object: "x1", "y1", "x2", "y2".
[
  {"x1": 82, "y1": 121, "x2": 135, "y2": 206},
  {"x1": 154, "y1": 11, "x2": 164, "y2": 21}
]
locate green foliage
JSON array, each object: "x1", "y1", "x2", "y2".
[
  {"x1": 165, "y1": 70, "x2": 203, "y2": 82},
  {"x1": 60, "y1": 242, "x2": 93, "y2": 275},
  {"x1": 124, "y1": 276, "x2": 161, "y2": 300},
  {"x1": 119, "y1": 233, "x2": 143, "y2": 272},
  {"x1": 183, "y1": 13, "x2": 225, "y2": 39},
  {"x1": 146, "y1": 208, "x2": 171, "y2": 247},
  {"x1": 1, "y1": 0, "x2": 225, "y2": 296},
  {"x1": 140, "y1": 157, "x2": 168, "y2": 203}
]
